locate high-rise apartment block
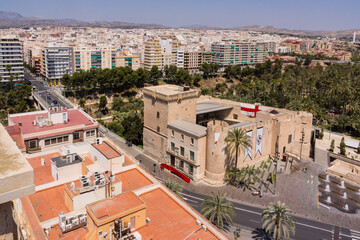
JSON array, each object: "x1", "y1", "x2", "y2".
[
  {"x1": 115, "y1": 49, "x2": 140, "y2": 70},
  {"x1": 74, "y1": 47, "x2": 116, "y2": 72},
  {"x1": 144, "y1": 39, "x2": 181, "y2": 70},
  {"x1": 211, "y1": 41, "x2": 266, "y2": 67},
  {"x1": 41, "y1": 47, "x2": 74, "y2": 82},
  {"x1": 144, "y1": 39, "x2": 162, "y2": 71},
  {"x1": 184, "y1": 51, "x2": 202, "y2": 73},
  {"x1": 0, "y1": 38, "x2": 24, "y2": 83}
]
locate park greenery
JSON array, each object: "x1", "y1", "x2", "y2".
[
  {"x1": 201, "y1": 192, "x2": 235, "y2": 230},
  {"x1": 261, "y1": 201, "x2": 296, "y2": 240},
  {"x1": 0, "y1": 81, "x2": 35, "y2": 125},
  {"x1": 98, "y1": 97, "x2": 144, "y2": 146},
  {"x1": 61, "y1": 65, "x2": 207, "y2": 96},
  {"x1": 61, "y1": 59, "x2": 360, "y2": 144},
  {"x1": 225, "y1": 158, "x2": 277, "y2": 191},
  {"x1": 206, "y1": 60, "x2": 360, "y2": 138}
]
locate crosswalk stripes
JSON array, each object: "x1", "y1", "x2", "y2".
[{"x1": 351, "y1": 229, "x2": 360, "y2": 240}]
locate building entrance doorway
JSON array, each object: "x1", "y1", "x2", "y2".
[{"x1": 171, "y1": 155, "x2": 175, "y2": 166}]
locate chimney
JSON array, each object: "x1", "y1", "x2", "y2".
[
  {"x1": 18, "y1": 121, "x2": 22, "y2": 126},
  {"x1": 41, "y1": 156, "x2": 45, "y2": 166}
]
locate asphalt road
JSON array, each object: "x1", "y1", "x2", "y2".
[
  {"x1": 100, "y1": 126, "x2": 360, "y2": 240},
  {"x1": 25, "y1": 69, "x2": 68, "y2": 108},
  {"x1": 179, "y1": 189, "x2": 359, "y2": 240},
  {"x1": 24, "y1": 70, "x2": 47, "y2": 91}
]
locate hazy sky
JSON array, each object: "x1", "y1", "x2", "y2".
[{"x1": 2, "y1": 0, "x2": 360, "y2": 31}]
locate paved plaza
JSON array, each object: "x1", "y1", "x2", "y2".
[{"x1": 102, "y1": 127, "x2": 360, "y2": 233}]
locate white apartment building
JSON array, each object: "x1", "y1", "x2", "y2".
[
  {"x1": 41, "y1": 46, "x2": 74, "y2": 80},
  {"x1": 0, "y1": 38, "x2": 24, "y2": 82}
]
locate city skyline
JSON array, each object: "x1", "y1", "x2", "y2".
[{"x1": 2, "y1": 0, "x2": 360, "y2": 31}]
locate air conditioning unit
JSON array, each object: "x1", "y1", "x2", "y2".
[
  {"x1": 72, "y1": 218, "x2": 79, "y2": 226},
  {"x1": 59, "y1": 222, "x2": 66, "y2": 231},
  {"x1": 96, "y1": 137, "x2": 103, "y2": 145},
  {"x1": 65, "y1": 224, "x2": 72, "y2": 231},
  {"x1": 79, "y1": 216, "x2": 87, "y2": 224}
]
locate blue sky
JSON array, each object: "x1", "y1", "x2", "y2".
[{"x1": 2, "y1": 0, "x2": 360, "y2": 31}]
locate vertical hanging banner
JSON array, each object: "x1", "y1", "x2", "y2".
[
  {"x1": 255, "y1": 127, "x2": 263, "y2": 156},
  {"x1": 212, "y1": 132, "x2": 220, "y2": 154},
  {"x1": 244, "y1": 130, "x2": 253, "y2": 160}
]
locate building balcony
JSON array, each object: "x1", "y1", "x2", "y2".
[{"x1": 166, "y1": 148, "x2": 199, "y2": 167}]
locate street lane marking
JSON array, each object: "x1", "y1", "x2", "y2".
[
  {"x1": 296, "y1": 222, "x2": 332, "y2": 233},
  {"x1": 183, "y1": 198, "x2": 198, "y2": 203},
  {"x1": 183, "y1": 191, "x2": 338, "y2": 234},
  {"x1": 182, "y1": 192, "x2": 205, "y2": 201},
  {"x1": 249, "y1": 220, "x2": 260, "y2": 223},
  {"x1": 234, "y1": 207, "x2": 261, "y2": 215}
]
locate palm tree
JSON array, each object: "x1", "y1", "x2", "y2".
[
  {"x1": 225, "y1": 128, "x2": 252, "y2": 168},
  {"x1": 225, "y1": 167, "x2": 238, "y2": 186},
  {"x1": 164, "y1": 179, "x2": 183, "y2": 198},
  {"x1": 261, "y1": 201, "x2": 296, "y2": 240},
  {"x1": 201, "y1": 192, "x2": 235, "y2": 230},
  {"x1": 243, "y1": 165, "x2": 258, "y2": 188}
]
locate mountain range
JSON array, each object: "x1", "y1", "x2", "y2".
[{"x1": 0, "y1": 11, "x2": 358, "y2": 38}]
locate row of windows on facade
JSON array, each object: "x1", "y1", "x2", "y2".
[
  {"x1": 170, "y1": 142, "x2": 195, "y2": 161},
  {"x1": 28, "y1": 130, "x2": 96, "y2": 149},
  {"x1": 172, "y1": 157, "x2": 194, "y2": 175}
]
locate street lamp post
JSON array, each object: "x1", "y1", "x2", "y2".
[{"x1": 153, "y1": 163, "x2": 156, "y2": 173}]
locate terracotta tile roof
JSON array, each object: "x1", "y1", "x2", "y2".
[
  {"x1": 92, "y1": 141, "x2": 121, "y2": 159},
  {"x1": 47, "y1": 224, "x2": 88, "y2": 240},
  {"x1": 84, "y1": 156, "x2": 94, "y2": 166},
  {"x1": 87, "y1": 191, "x2": 145, "y2": 221},
  {"x1": 115, "y1": 168, "x2": 153, "y2": 192},
  {"x1": 26, "y1": 152, "x2": 60, "y2": 186},
  {"x1": 28, "y1": 185, "x2": 70, "y2": 222},
  {"x1": 8, "y1": 109, "x2": 98, "y2": 138},
  {"x1": 20, "y1": 197, "x2": 47, "y2": 240},
  {"x1": 5, "y1": 125, "x2": 25, "y2": 149},
  {"x1": 137, "y1": 188, "x2": 221, "y2": 240}
]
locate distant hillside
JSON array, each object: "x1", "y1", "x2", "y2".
[
  {"x1": 0, "y1": 11, "x2": 167, "y2": 29},
  {"x1": 232, "y1": 25, "x2": 359, "y2": 39},
  {"x1": 0, "y1": 11, "x2": 358, "y2": 38}
]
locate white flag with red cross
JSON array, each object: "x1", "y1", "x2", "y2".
[{"x1": 212, "y1": 132, "x2": 220, "y2": 154}]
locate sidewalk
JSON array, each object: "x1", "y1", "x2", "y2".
[{"x1": 100, "y1": 126, "x2": 360, "y2": 233}]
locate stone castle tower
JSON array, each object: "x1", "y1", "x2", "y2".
[
  {"x1": 142, "y1": 85, "x2": 197, "y2": 163},
  {"x1": 204, "y1": 120, "x2": 229, "y2": 186}
]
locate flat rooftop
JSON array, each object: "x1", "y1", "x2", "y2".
[
  {"x1": 0, "y1": 124, "x2": 34, "y2": 204},
  {"x1": 137, "y1": 188, "x2": 221, "y2": 240},
  {"x1": 27, "y1": 152, "x2": 60, "y2": 186},
  {"x1": 143, "y1": 85, "x2": 196, "y2": 96},
  {"x1": 8, "y1": 109, "x2": 98, "y2": 140},
  {"x1": 28, "y1": 185, "x2": 69, "y2": 222},
  {"x1": 228, "y1": 121, "x2": 256, "y2": 129},
  {"x1": 51, "y1": 154, "x2": 83, "y2": 168},
  {"x1": 196, "y1": 102, "x2": 233, "y2": 115},
  {"x1": 168, "y1": 119, "x2": 207, "y2": 138},
  {"x1": 92, "y1": 141, "x2": 121, "y2": 159},
  {"x1": 115, "y1": 168, "x2": 153, "y2": 192},
  {"x1": 27, "y1": 168, "x2": 153, "y2": 222},
  {"x1": 87, "y1": 191, "x2": 145, "y2": 221}
]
